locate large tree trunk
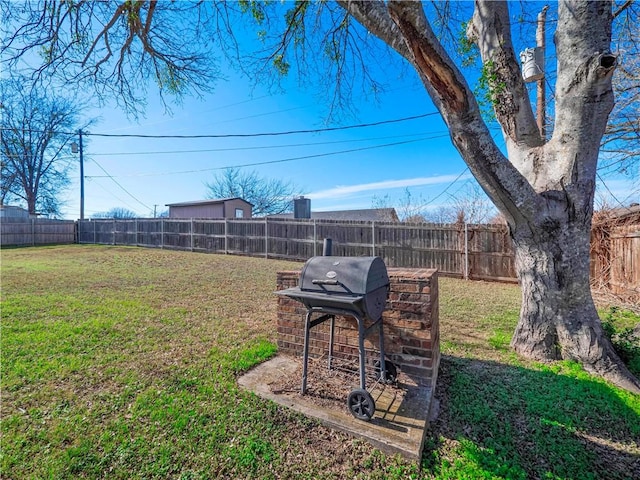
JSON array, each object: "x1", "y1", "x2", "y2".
[{"x1": 511, "y1": 210, "x2": 640, "y2": 392}]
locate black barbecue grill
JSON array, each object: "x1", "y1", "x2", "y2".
[{"x1": 276, "y1": 255, "x2": 396, "y2": 420}]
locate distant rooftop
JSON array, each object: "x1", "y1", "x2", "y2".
[
  {"x1": 269, "y1": 208, "x2": 399, "y2": 222},
  {"x1": 165, "y1": 197, "x2": 253, "y2": 207}
]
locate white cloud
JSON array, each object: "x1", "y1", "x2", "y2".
[{"x1": 306, "y1": 173, "x2": 472, "y2": 200}]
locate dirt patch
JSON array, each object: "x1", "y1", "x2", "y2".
[{"x1": 268, "y1": 354, "x2": 414, "y2": 415}]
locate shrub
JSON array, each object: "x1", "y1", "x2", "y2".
[{"x1": 601, "y1": 307, "x2": 640, "y2": 376}]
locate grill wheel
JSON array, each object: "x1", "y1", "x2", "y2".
[{"x1": 347, "y1": 388, "x2": 376, "y2": 421}]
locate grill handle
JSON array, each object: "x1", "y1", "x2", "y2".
[{"x1": 312, "y1": 279, "x2": 339, "y2": 286}]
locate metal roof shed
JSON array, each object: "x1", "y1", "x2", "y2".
[{"x1": 166, "y1": 198, "x2": 253, "y2": 219}]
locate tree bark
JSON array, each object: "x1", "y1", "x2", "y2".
[{"x1": 510, "y1": 204, "x2": 640, "y2": 392}]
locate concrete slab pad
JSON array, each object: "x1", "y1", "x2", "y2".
[{"x1": 238, "y1": 355, "x2": 434, "y2": 461}]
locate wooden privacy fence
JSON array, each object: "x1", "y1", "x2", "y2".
[
  {"x1": 591, "y1": 223, "x2": 640, "y2": 302},
  {"x1": 610, "y1": 225, "x2": 640, "y2": 299},
  {"x1": 0, "y1": 218, "x2": 76, "y2": 246},
  {"x1": 77, "y1": 218, "x2": 517, "y2": 281}
]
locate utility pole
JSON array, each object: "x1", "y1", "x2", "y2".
[
  {"x1": 536, "y1": 6, "x2": 549, "y2": 138},
  {"x1": 71, "y1": 130, "x2": 85, "y2": 220},
  {"x1": 79, "y1": 130, "x2": 84, "y2": 220}
]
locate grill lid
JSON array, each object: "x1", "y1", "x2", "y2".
[{"x1": 299, "y1": 256, "x2": 388, "y2": 295}]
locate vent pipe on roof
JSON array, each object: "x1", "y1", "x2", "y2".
[{"x1": 294, "y1": 196, "x2": 311, "y2": 219}]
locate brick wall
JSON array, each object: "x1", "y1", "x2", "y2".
[{"x1": 276, "y1": 268, "x2": 440, "y2": 387}]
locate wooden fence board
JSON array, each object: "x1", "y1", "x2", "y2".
[
  {"x1": 609, "y1": 224, "x2": 640, "y2": 300},
  {"x1": 1, "y1": 219, "x2": 75, "y2": 246}
]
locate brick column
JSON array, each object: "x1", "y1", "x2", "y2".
[{"x1": 275, "y1": 268, "x2": 439, "y2": 387}]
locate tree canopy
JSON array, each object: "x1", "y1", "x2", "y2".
[{"x1": 0, "y1": 77, "x2": 85, "y2": 216}]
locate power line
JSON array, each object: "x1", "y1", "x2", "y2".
[
  {"x1": 85, "y1": 134, "x2": 450, "y2": 179},
  {"x1": 420, "y1": 168, "x2": 471, "y2": 207},
  {"x1": 596, "y1": 171, "x2": 630, "y2": 209},
  {"x1": 87, "y1": 131, "x2": 443, "y2": 157},
  {"x1": 89, "y1": 158, "x2": 152, "y2": 211},
  {"x1": 0, "y1": 111, "x2": 438, "y2": 139},
  {"x1": 88, "y1": 178, "x2": 141, "y2": 214}
]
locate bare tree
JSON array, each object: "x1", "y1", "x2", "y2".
[
  {"x1": 205, "y1": 168, "x2": 298, "y2": 217},
  {"x1": 3, "y1": 1, "x2": 638, "y2": 391},
  {"x1": 375, "y1": 182, "x2": 495, "y2": 224},
  {"x1": 448, "y1": 182, "x2": 496, "y2": 225},
  {"x1": 600, "y1": 1, "x2": 640, "y2": 179},
  {"x1": 372, "y1": 188, "x2": 427, "y2": 222},
  {"x1": 0, "y1": 78, "x2": 85, "y2": 216},
  {"x1": 92, "y1": 207, "x2": 138, "y2": 219}
]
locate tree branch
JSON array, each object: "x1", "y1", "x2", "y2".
[
  {"x1": 82, "y1": 3, "x2": 127, "y2": 67},
  {"x1": 554, "y1": 1, "x2": 616, "y2": 186},
  {"x1": 467, "y1": 0, "x2": 542, "y2": 147},
  {"x1": 337, "y1": 0, "x2": 540, "y2": 224}
]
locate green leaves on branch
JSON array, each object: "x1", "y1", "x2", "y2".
[
  {"x1": 479, "y1": 60, "x2": 506, "y2": 106},
  {"x1": 156, "y1": 64, "x2": 184, "y2": 95},
  {"x1": 239, "y1": 0, "x2": 267, "y2": 24},
  {"x1": 458, "y1": 21, "x2": 478, "y2": 68},
  {"x1": 472, "y1": 59, "x2": 506, "y2": 122},
  {"x1": 272, "y1": 54, "x2": 290, "y2": 76}
]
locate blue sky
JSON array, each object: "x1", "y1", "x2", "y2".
[
  {"x1": 51, "y1": 5, "x2": 638, "y2": 220},
  {"x1": 58, "y1": 70, "x2": 479, "y2": 218}
]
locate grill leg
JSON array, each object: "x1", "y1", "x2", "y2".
[
  {"x1": 301, "y1": 310, "x2": 313, "y2": 395},
  {"x1": 357, "y1": 314, "x2": 367, "y2": 391},
  {"x1": 378, "y1": 318, "x2": 387, "y2": 382},
  {"x1": 328, "y1": 315, "x2": 335, "y2": 371}
]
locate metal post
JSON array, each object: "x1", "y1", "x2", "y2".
[
  {"x1": 378, "y1": 318, "x2": 387, "y2": 382},
  {"x1": 190, "y1": 218, "x2": 194, "y2": 252},
  {"x1": 536, "y1": 6, "x2": 549, "y2": 138},
  {"x1": 357, "y1": 315, "x2": 367, "y2": 390},
  {"x1": 328, "y1": 315, "x2": 335, "y2": 371},
  {"x1": 31, "y1": 218, "x2": 35, "y2": 246},
  {"x1": 464, "y1": 222, "x2": 469, "y2": 280},
  {"x1": 264, "y1": 217, "x2": 268, "y2": 259},
  {"x1": 135, "y1": 219, "x2": 139, "y2": 246},
  {"x1": 93, "y1": 220, "x2": 96, "y2": 244},
  {"x1": 301, "y1": 310, "x2": 313, "y2": 394},
  {"x1": 78, "y1": 130, "x2": 85, "y2": 220},
  {"x1": 113, "y1": 219, "x2": 116, "y2": 245},
  {"x1": 224, "y1": 218, "x2": 228, "y2": 254},
  {"x1": 161, "y1": 218, "x2": 164, "y2": 249},
  {"x1": 323, "y1": 238, "x2": 332, "y2": 256}
]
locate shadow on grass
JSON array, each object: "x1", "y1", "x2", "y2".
[{"x1": 422, "y1": 355, "x2": 640, "y2": 480}]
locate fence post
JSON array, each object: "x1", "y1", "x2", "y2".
[
  {"x1": 113, "y1": 219, "x2": 116, "y2": 245},
  {"x1": 265, "y1": 217, "x2": 269, "y2": 259},
  {"x1": 371, "y1": 221, "x2": 376, "y2": 256},
  {"x1": 93, "y1": 220, "x2": 96, "y2": 244},
  {"x1": 464, "y1": 223, "x2": 469, "y2": 280},
  {"x1": 161, "y1": 218, "x2": 164, "y2": 249},
  {"x1": 190, "y1": 218, "x2": 194, "y2": 252},
  {"x1": 224, "y1": 218, "x2": 228, "y2": 254},
  {"x1": 32, "y1": 218, "x2": 35, "y2": 246}
]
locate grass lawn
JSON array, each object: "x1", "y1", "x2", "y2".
[{"x1": 1, "y1": 245, "x2": 639, "y2": 479}]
